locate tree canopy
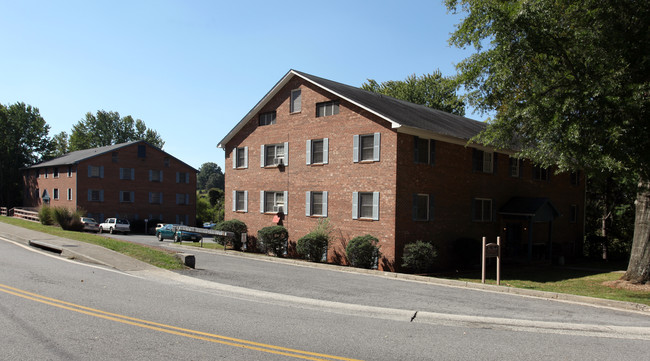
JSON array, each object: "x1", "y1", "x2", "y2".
[
  {"x1": 68, "y1": 110, "x2": 164, "y2": 151},
  {"x1": 0, "y1": 102, "x2": 51, "y2": 207},
  {"x1": 362, "y1": 70, "x2": 466, "y2": 116},
  {"x1": 446, "y1": 0, "x2": 649, "y2": 283},
  {"x1": 197, "y1": 162, "x2": 225, "y2": 191}
]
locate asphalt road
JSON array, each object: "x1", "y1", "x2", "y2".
[{"x1": 3, "y1": 233, "x2": 650, "y2": 360}]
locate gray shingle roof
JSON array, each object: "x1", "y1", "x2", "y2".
[
  {"x1": 218, "y1": 70, "x2": 487, "y2": 148},
  {"x1": 25, "y1": 141, "x2": 142, "y2": 168}
]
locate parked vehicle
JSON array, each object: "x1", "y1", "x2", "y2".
[
  {"x1": 155, "y1": 223, "x2": 165, "y2": 232},
  {"x1": 99, "y1": 218, "x2": 130, "y2": 235},
  {"x1": 156, "y1": 224, "x2": 202, "y2": 242},
  {"x1": 80, "y1": 217, "x2": 99, "y2": 232}
]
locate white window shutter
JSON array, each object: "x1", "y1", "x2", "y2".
[
  {"x1": 160, "y1": 192, "x2": 163, "y2": 204},
  {"x1": 306, "y1": 140, "x2": 312, "y2": 165},
  {"x1": 176, "y1": 172, "x2": 180, "y2": 183},
  {"x1": 323, "y1": 138, "x2": 329, "y2": 164},
  {"x1": 243, "y1": 191, "x2": 248, "y2": 212},
  {"x1": 243, "y1": 146, "x2": 248, "y2": 168},
  {"x1": 131, "y1": 168, "x2": 135, "y2": 180},
  {"x1": 284, "y1": 191, "x2": 288, "y2": 214},
  {"x1": 185, "y1": 193, "x2": 189, "y2": 204},
  {"x1": 131, "y1": 191, "x2": 135, "y2": 202},
  {"x1": 373, "y1": 133, "x2": 381, "y2": 162},
  {"x1": 323, "y1": 191, "x2": 328, "y2": 217},
  {"x1": 186, "y1": 172, "x2": 189, "y2": 184},
  {"x1": 305, "y1": 191, "x2": 311, "y2": 216},
  {"x1": 260, "y1": 145, "x2": 265, "y2": 167},
  {"x1": 100, "y1": 166, "x2": 104, "y2": 178},
  {"x1": 260, "y1": 191, "x2": 265, "y2": 213},
  {"x1": 353, "y1": 135, "x2": 359, "y2": 163},
  {"x1": 159, "y1": 170, "x2": 163, "y2": 182},
  {"x1": 352, "y1": 192, "x2": 358, "y2": 219},
  {"x1": 100, "y1": 190, "x2": 104, "y2": 202},
  {"x1": 232, "y1": 149, "x2": 237, "y2": 169},
  {"x1": 284, "y1": 142, "x2": 289, "y2": 166},
  {"x1": 88, "y1": 190, "x2": 92, "y2": 201},
  {"x1": 372, "y1": 192, "x2": 380, "y2": 220},
  {"x1": 232, "y1": 191, "x2": 237, "y2": 211}
]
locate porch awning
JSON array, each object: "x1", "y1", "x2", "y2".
[{"x1": 498, "y1": 197, "x2": 560, "y2": 222}]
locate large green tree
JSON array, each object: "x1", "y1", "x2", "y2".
[
  {"x1": 446, "y1": 0, "x2": 649, "y2": 283},
  {"x1": 362, "y1": 70, "x2": 466, "y2": 116},
  {"x1": 0, "y1": 102, "x2": 51, "y2": 207},
  {"x1": 68, "y1": 110, "x2": 164, "y2": 151},
  {"x1": 197, "y1": 162, "x2": 224, "y2": 191}
]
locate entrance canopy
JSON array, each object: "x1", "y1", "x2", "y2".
[{"x1": 498, "y1": 197, "x2": 559, "y2": 222}]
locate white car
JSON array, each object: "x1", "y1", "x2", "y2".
[{"x1": 99, "y1": 218, "x2": 130, "y2": 235}]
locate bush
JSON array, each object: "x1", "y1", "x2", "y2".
[
  {"x1": 258, "y1": 225, "x2": 288, "y2": 257},
  {"x1": 213, "y1": 219, "x2": 247, "y2": 250},
  {"x1": 346, "y1": 235, "x2": 380, "y2": 269},
  {"x1": 52, "y1": 207, "x2": 84, "y2": 231},
  {"x1": 38, "y1": 206, "x2": 54, "y2": 225},
  {"x1": 297, "y1": 232, "x2": 329, "y2": 262},
  {"x1": 402, "y1": 240, "x2": 438, "y2": 273}
]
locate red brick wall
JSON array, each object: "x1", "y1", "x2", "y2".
[
  {"x1": 224, "y1": 78, "x2": 399, "y2": 269},
  {"x1": 23, "y1": 165, "x2": 77, "y2": 210}
]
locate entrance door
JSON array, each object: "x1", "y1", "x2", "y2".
[{"x1": 505, "y1": 223, "x2": 522, "y2": 258}]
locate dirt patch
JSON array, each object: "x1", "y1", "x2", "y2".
[{"x1": 603, "y1": 279, "x2": 650, "y2": 292}]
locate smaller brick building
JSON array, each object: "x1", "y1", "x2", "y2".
[
  {"x1": 22, "y1": 140, "x2": 197, "y2": 226},
  {"x1": 218, "y1": 70, "x2": 585, "y2": 271}
]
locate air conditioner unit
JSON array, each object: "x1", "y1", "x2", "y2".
[
  {"x1": 273, "y1": 157, "x2": 284, "y2": 166},
  {"x1": 272, "y1": 205, "x2": 279, "y2": 213}
]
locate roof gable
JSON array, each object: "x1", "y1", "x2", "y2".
[{"x1": 218, "y1": 70, "x2": 487, "y2": 148}]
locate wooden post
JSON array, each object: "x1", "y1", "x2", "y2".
[
  {"x1": 481, "y1": 236, "x2": 486, "y2": 284},
  {"x1": 496, "y1": 236, "x2": 501, "y2": 285}
]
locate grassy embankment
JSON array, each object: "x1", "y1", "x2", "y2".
[{"x1": 0, "y1": 216, "x2": 184, "y2": 269}]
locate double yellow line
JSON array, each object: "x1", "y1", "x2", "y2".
[{"x1": 0, "y1": 283, "x2": 362, "y2": 361}]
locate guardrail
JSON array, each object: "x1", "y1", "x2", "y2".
[
  {"x1": 172, "y1": 225, "x2": 234, "y2": 238},
  {"x1": 10, "y1": 208, "x2": 39, "y2": 222},
  {"x1": 0, "y1": 207, "x2": 7, "y2": 216}
]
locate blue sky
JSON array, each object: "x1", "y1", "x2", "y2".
[{"x1": 1, "y1": 0, "x2": 480, "y2": 170}]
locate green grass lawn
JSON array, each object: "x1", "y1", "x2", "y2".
[
  {"x1": 438, "y1": 262, "x2": 650, "y2": 306},
  {"x1": 0, "y1": 217, "x2": 185, "y2": 270}
]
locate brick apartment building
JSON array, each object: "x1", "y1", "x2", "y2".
[
  {"x1": 218, "y1": 70, "x2": 585, "y2": 271},
  {"x1": 22, "y1": 140, "x2": 197, "y2": 226}
]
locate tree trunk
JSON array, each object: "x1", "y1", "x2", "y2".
[{"x1": 622, "y1": 180, "x2": 650, "y2": 284}]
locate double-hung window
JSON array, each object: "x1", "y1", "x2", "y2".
[
  {"x1": 352, "y1": 192, "x2": 379, "y2": 220},
  {"x1": 176, "y1": 193, "x2": 189, "y2": 205},
  {"x1": 533, "y1": 165, "x2": 550, "y2": 181},
  {"x1": 414, "y1": 137, "x2": 436, "y2": 165},
  {"x1": 259, "y1": 111, "x2": 276, "y2": 126},
  {"x1": 176, "y1": 172, "x2": 190, "y2": 184},
  {"x1": 305, "y1": 191, "x2": 328, "y2": 217},
  {"x1": 53, "y1": 188, "x2": 59, "y2": 200},
  {"x1": 261, "y1": 143, "x2": 288, "y2": 167},
  {"x1": 88, "y1": 189, "x2": 104, "y2": 202},
  {"x1": 472, "y1": 149, "x2": 495, "y2": 173},
  {"x1": 233, "y1": 147, "x2": 248, "y2": 168},
  {"x1": 88, "y1": 165, "x2": 104, "y2": 178},
  {"x1": 232, "y1": 191, "x2": 248, "y2": 212},
  {"x1": 353, "y1": 133, "x2": 381, "y2": 162},
  {"x1": 53, "y1": 167, "x2": 59, "y2": 178},
  {"x1": 473, "y1": 198, "x2": 493, "y2": 222},
  {"x1": 120, "y1": 168, "x2": 135, "y2": 180},
  {"x1": 306, "y1": 138, "x2": 328, "y2": 165},
  {"x1": 261, "y1": 191, "x2": 288, "y2": 214},
  {"x1": 67, "y1": 188, "x2": 72, "y2": 201},
  {"x1": 120, "y1": 191, "x2": 134, "y2": 203},
  {"x1": 413, "y1": 194, "x2": 434, "y2": 221},
  {"x1": 149, "y1": 170, "x2": 163, "y2": 182},
  {"x1": 509, "y1": 157, "x2": 522, "y2": 177},
  {"x1": 149, "y1": 192, "x2": 163, "y2": 204},
  {"x1": 290, "y1": 89, "x2": 301, "y2": 113},
  {"x1": 316, "y1": 101, "x2": 339, "y2": 117}
]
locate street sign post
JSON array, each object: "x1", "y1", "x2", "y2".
[{"x1": 482, "y1": 236, "x2": 501, "y2": 285}]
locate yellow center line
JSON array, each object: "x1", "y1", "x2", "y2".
[{"x1": 0, "y1": 283, "x2": 363, "y2": 361}]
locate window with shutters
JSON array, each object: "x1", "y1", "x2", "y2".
[
  {"x1": 306, "y1": 191, "x2": 327, "y2": 217},
  {"x1": 176, "y1": 172, "x2": 189, "y2": 183},
  {"x1": 353, "y1": 133, "x2": 381, "y2": 163},
  {"x1": 414, "y1": 137, "x2": 435, "y2": 165},
  {"x1": 473, "y1": 198, "x2": 493, "y2": 222},
  {"x1": 149, "y1": 192, "x2": 163, "y2": 204},
  {"x1": 533, "y1": 165, "x2": 550, "y2": 181},
  {"x1": 120, "y1": 191, "x2": 134, "y2": 203},
  {"x1": 120, "y1": 168, "x2": 134, "y2": 180},
  {"x1": 509, "y1": 157, "x2": 522, "y2": 177},
  {"x1": 88, "y1": 166, "x2": 103, "y2": 178},
  {"x1": 290, "y1": 89, "x2": 301, "y2": 113},
  {"x1": 316, "y1": 101, "x2": 339, "y2": 117},
  {"x1": 263, "y1": 143, "x2": 286, "y2": 167},
  {"x1": 150, "y1": 170, "x2": 162, "y2": 182},
  {"x1": 352, "y1": 192, "x2": 379, "y2": 220},
  {"x1": 234, "y1": 191, "x2": 247, "y2": 212},
  {"x1": 306, "y1": 139, "x2": 328, "y2": 165},
  {"x1": 259, "y1": 111, "x2": 276, "y2": 126},
  {"x1": 472, "y1": 149, "x2": 494, "y2": 173},
  {"x1": 89, "y1": 189, "x2": 103, "y2": 202},
  {"x1": 234, "y1": 147, "x2": 248, "y2": 168},
  {"x1": 262, "y1": 191, "x2": 286, "y2": 213},
  {"x1": 176, "y1": 193, "x2": 189, "y2": 205}
]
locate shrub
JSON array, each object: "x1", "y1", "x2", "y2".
[
  {"x1": 297, "y1": 232, "x2": 329, "y2": 262},
  {"x1": 402, "y1": 240, "x2": 438, "y2": 273},
  {"x1": 213, "y1": 219, "x2": 247, "y2": 250},
  {"x1": 52, "y1": 207, "x2": 84, "y2": 231},
  {"x1": 346, "y1": 234, "x2": 380, "y2": 269},
  {"x1": 258, "y1": 225, "x2": 288, "y2": 257},
  {"x1": 38, "y1": 206, "x2": 54, "y2": 225}
]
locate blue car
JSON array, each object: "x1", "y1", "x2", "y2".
[{"x1": 156, "y1": 224, "x2": 202, "y2": 242}]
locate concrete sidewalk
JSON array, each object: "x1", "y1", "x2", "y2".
[
  {"x1": 1, "y1": 219, "x2": 649, "y2": 314},
  {"x1": 0, "y1": 221, "x2": 158, "y2": 272}
]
